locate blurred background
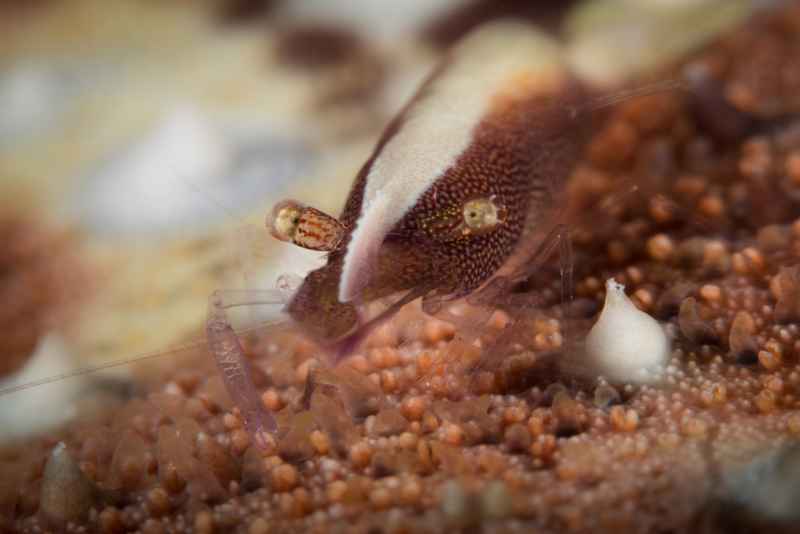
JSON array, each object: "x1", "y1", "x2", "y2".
[{"x1": 0, "y1": 0, "x2": 766, "y2": 440}]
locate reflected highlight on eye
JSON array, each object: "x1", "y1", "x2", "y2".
[
  {"x1": 462, "y1": 196, "x2": 504, "y2": 234},
  {"x1": 268, "y1": 199, "x2": 345, "y2": 251},
  {"x1": 269, "y1": 200, "x2": 303, "y2": 242}
]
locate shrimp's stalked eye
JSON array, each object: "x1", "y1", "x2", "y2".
[
  {"x1": 461, "y1": 196, "x2": 505, "y2": 234},
  {"x1": 420, "y1": 196, "x2": 507, "y2": 242},
  {"x1": 270, "y1": 200, "x2": 303, "y2": 241},
  {"x1": 268, "y1": 199, "x2": 346, "y2": 252}
]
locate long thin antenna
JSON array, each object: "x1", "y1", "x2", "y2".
[
  {"x1": 0, "y1": 321, "x2": 283, "y2": 397},
  {"x1": 0, "y1": 347, "x2": 179, "y2": 396},
  {"x1": 570, "y1": 78, "x2": 688, "y2": 118},
  {"x1": 177, "y1": 171, "x2": 241, "y2": 224}
]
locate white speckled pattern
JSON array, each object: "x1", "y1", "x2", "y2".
[{"x1": 339, "y1": 22, "x2": 563, "y2": 302}]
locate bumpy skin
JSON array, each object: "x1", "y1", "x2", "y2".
[
  {"x1": 287, "y1": 66, "x2": 592, "y2": 343},
  {"x1": 393, "y1": 88, "x2": 587, "y2": 292}
]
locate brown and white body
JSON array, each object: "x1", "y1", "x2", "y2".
[{"x1": 283, "y1": 22, "x2": 592, "y2": 345}]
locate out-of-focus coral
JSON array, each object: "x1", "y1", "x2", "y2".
[{"x1": 0, "y1": 217, "x2": 85, "y2": 377}]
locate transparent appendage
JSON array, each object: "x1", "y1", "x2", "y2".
[{"x1": 206, "y1": 289, "x2": 289, "y2": 450}]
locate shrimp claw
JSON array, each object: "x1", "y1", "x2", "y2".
[{"x1": 206, "y1": 290, "x2": 281, "y2": 450}]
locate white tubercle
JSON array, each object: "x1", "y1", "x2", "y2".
[{"x1": 585, "y1": 278, "x2": 669, "y2": 384}]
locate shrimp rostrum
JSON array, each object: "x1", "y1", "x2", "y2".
[{"x1": 208, "y1": 22, "x2": 678, "y2": 448}]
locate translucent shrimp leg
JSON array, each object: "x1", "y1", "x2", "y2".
[
  {"x1": 206, "y1": 289, "x2": 288, "y2": 450},
  {"x1": 514, "y1": 223, "x2": 574, "y2": 349},
  {"x1": 329, "y1": 284, "x2": 433, "y2": 364},
  {"x1": 416, "y1": 222, "x2": 575, "y2": 381},
  {"x1": 464, "y1": 223, "x2": 572, "y2": 312},
  {"x1": 462, "y1": 223, "x2": 575, "y2": 374}
]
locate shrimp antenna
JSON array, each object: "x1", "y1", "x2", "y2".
[
  {"x1": 0, "y1": 321, "x2": 281, "y2": 397},
  {"x1": 570, "y1": 78, "x2": 688, "y2": 118},
  {"x1": 166, "y1": 161, "x2": 277, "y2": 327},
  {"x1": 0, "y1": 347, "x2": 182, "y2": 397},
  {"x1": 177, "y1": 171, "x2": 241, "y2": 224}
]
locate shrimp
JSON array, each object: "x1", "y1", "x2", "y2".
[{"x1": 203, "y1": 22, "x2": 689, "y2": 448}]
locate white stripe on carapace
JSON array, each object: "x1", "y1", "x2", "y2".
[{"x1": 339, "y1": 21, "x2": 565, "y2": 303}]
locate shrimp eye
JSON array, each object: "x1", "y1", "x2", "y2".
[
  {"x1": 268, "y1": 199, "x2": 346, "y2": 251},
  {"x1": 462, "y1": 197, "x2": 503, "y2": 232},
  {"x1": 269, "y1": 199, "x2": 303, "y2": 242}
]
